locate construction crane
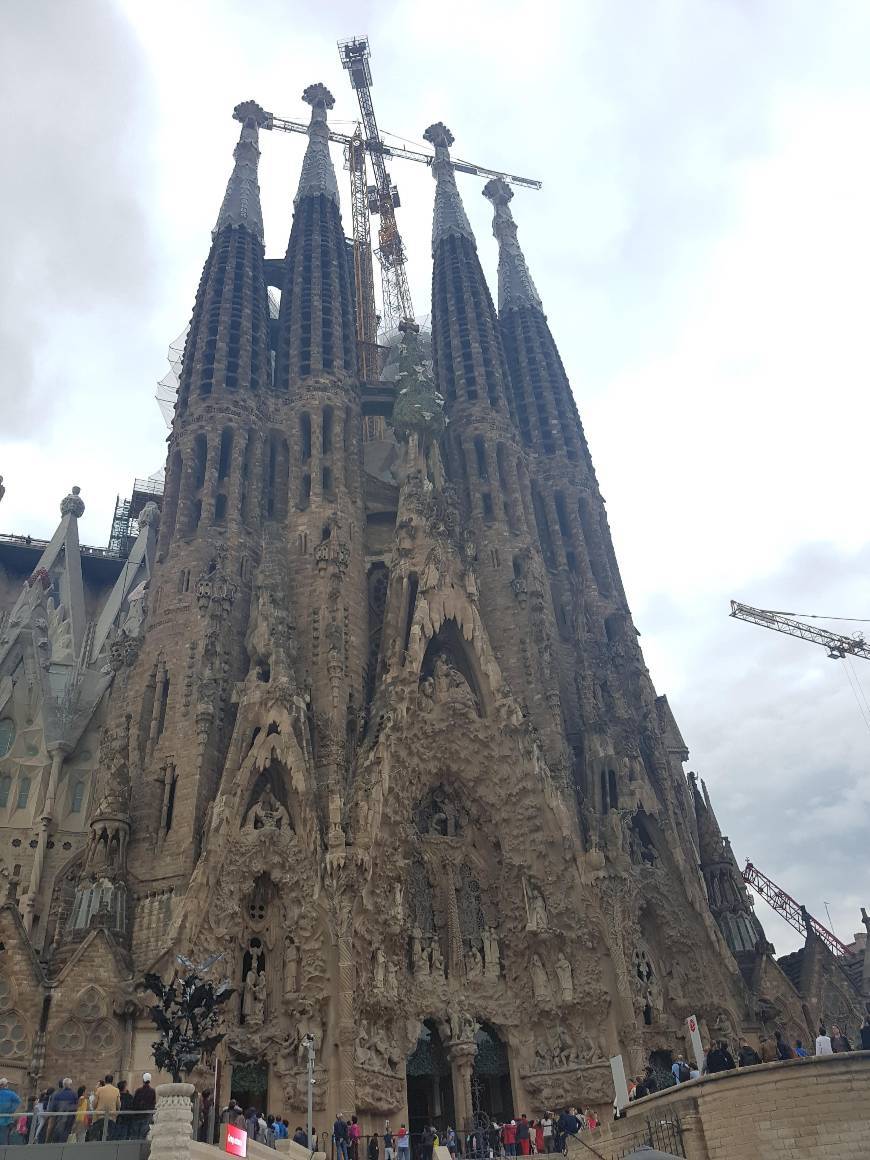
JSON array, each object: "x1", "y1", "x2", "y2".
[
  {"x1": 742, "y1": 861, "x2": 851, "y2": 958},
  {"x1": 338, "y1": 35, "x2": 413, "y2": 338},
  {"x1": 260, "y1": 39, "x2": 542, "y2": 349},
  {"x1": 730, "y1": 601, "x2": 870, "y2": 661},
  {"x1": 346, "y1": 126, "x2": 380, "y2": 382}
]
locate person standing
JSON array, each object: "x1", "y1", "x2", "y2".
[
  {"x1": 737, "y1": 1040, "x2": 761, "y2": 1067},
  {"x1": 830, "y1": 1025, "x2": 852, "y2": 1053},
  {"x1": 793, "y1": 1040, "x2": 808, "y2": 1058},
  {"x1": 334, "y1": 1112, "x2": 350, "y2": 1160},
  {"x1": 861, "y1": 1015, "x2": 870, "y2": 1050},
  {"x1": 349, "y1": 1114, "x2": 362, "y2": 1160},
  {"x1": 0, "y1": 1078, "x2": 21, "y2": 1146},
  {"x1": 502, "y1": 1119, "x2": 517, "y2": 1157},
  {"x1": 534, "y1": 1120, "x2": 544, "y2": 1154},
  {"x1": 421, "y1": 1123, "x2": 436, "y2": 1160},
  {"x1": 369, "y1": 1130, "x2": 381, "y2": 1160},
  {"x1": 93, "y1": 1074, "x2": 121, "y2": 1140},
  {"x1": 117, "y1": 1080, "x2": 135, "y2": 1140},
  {"x1": 131, "y1": 1072, "x2": 156, "y2": 1139},
  {"x1": 774, "y1": 1031, "x2": 794, "y2": 1061},
  {"x1": 815, "y1": 1026, "x2": 833, "y2": 1055},
  {"x1": 384, "y1": 1121, "x2": 395, "y2": 1160},
  {"x1": 539, "y1": 1113, "x2": 553, "y2": 1154},
  {"x1": 396, "y1": 1123, "x2": 410, "y2": 1160},
  {"x1": 72, "y1": 1086, "x2": 91, "y2": 1144},
  {"x1": 516, "y1": 1115, "x2": 530, "y2": 1156},
  {"x1": 47, "y1": 1079, "x2": 78, "y2": 1143}
]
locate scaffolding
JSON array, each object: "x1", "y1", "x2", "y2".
[{"x1": 108, "y1": 476, "x2": 164, "y2": 556}]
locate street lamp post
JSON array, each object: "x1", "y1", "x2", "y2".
[{"x1": 303, "y1": 1033, "x2": 315, "y2": 1152}]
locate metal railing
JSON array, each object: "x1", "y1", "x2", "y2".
[
  {"x1": 611, "y1": 1115, "x2": 685, "y2": 1159},
  {"x1": 0, "y1": 1108, "x2": 153, "y2": 1146}
]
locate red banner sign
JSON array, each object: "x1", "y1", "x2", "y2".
[{"x1": 226, "y1": 1127, "x2": 247, "y2": 1157}]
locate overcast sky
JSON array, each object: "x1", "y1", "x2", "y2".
[{"x1": 2, "y1": 0, "x2": 869, "y2": 955}]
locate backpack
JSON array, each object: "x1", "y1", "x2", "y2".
[{"x1": 677, "y1": 1061, "x2": 691, "y2": 1083}]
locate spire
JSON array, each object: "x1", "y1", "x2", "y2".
[
  {"x1": 482, "y1": 178, "x2": 542, "y2": 313},
  {"x1": 213, "y1": 100, "x2": 268, "y2": 243},
  {"x1": 689, "y1": 771, "x2": 726, "y2": 868},
  {"x1": 423, "y1": 123, "x2": 475, "y2": 252},
  {"x1": 295, "y1": 83, "x2": 340, "y2": 208}
]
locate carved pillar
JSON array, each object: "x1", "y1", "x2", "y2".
[
  {"x1": 447, "y1": 1042, "x2": 477, "y2": 1132},
  {"x1": 337, "y1": 913, "x2": 356, "y2": 1113},
  {"x1": 20, "y1": 745, "x2": 67, "y2": 933},
  {"x1": 149, "y1": 1082, "x2": 195, "y2": 1160}
]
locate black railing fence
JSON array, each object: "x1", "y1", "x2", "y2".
[{"x1": 0, "y1": 1108, "x2": 154, "y2": 1146}]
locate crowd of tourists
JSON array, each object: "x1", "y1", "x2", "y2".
[
  {"x1": 629, "y1": 1015, "x2": 870, "y2": 1100},
  {"x1": 329, "y1": 1110, "x2": 600, "y2": 1160},
  {"x1": 0, "y1": 1072, "x2": 156, "y2": 1145}
]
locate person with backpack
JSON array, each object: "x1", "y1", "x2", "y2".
[
  {"x1": 737, "y1": 1040, "x2": 761, "y2": 1067},
  {"x1": 671, "y1": 1056, "x2": 691, "y2": 1084}
]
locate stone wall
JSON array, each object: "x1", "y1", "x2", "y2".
[{"x1": 580, "y1": 1051, "x2": 870, "y2": 1160}]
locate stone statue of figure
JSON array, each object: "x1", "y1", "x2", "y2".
[
  {"x1": 555, "y1": 952, "x2": 573, "y2": 1002},
  {"x1": 252, "y1": 787, "x2": 289, "y2": 830},
  {"x1": 242, "y1": 967, "x2": 258, "y2": 1020},
  {"x1": 284, "y1": 936, "x2": 299, "y2": 999},
  {"x1": 413, "y1": 929, "x2": 430, "y2": 977},
  {"x1": 430, "y1": 938, "x2": 444, "y2": 976},
  {"x1": 530, "y1": 954, "x2": 551, "y2": 1003},
  {"x1": 374, "y1": 948, "x2": 386, "y2": 993},
  {"x1": 524, "y1": 878, "x2": 548, "y2": 931},
  {"x1": 385, "y1": 962, "x2": 399, "y2": 1000},
  {"x1": 465, "y1": 945, "x2": 483, "y2": 979},
  {"x1": 250, "y1": 969, "x2": 267, "y2": 1025},
  {"x1": 483, "y1": 927, "x2": 501, "y2": 978}
]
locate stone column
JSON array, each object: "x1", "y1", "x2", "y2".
[
  {"x1": 149, "y1": 1081, "x2": 194, "y2": 1160},
  {"x1": 20, "y1": 745, "x2": 67, "y2": 933},
  {"x1": 447, "y1": 1042, "x2": 477, "y2": 1133}
]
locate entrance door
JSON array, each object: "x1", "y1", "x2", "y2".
[
  {"x1": 230, "y1": 1060, "x2": 269, "y2": 1113},
  {"x1": 406, "y1": 1020, "x2": 456, "y2": 1140},
  {"x1": 471, "y1": 1025, "x2": 513, "y2": 1124}
]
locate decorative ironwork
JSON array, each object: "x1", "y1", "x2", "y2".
[{"x1": 139, "y1": 953, "x2": 234, "y2": 1082}]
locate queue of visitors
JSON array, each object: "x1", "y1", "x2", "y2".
[{"x1": 0, "y1": 1072, "x2": 156, "y2": 1144}]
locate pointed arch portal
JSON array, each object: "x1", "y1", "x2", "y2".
[{"x1": 406, "y1": 1020, "x2": 455, "y2": 1138}]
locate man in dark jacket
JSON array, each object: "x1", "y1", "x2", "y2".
[
  {"x1": 861, "y1": 1016, "x2": 870, "y2": 1051},
  {"x1": 46, "y1": 1079, "x2": 77, "y2": 1143},
  {"x1": 737, "y1": 1040, "x2": 761, "y2": 1067},
  {"x1": 131, "y1": 1073, "x2": 156, "y2": 1140}
]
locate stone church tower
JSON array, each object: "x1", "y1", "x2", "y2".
[{"x1": 0, "y1": 84, "x2": 866, "y2": 1123}]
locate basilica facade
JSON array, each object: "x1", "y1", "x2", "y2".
[{"x1": 0, "y1": 85, "x2": 866, "y2": 1128}]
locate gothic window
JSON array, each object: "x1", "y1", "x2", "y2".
[
  {"x1": 482, "y1": 493, "x2": 494, "y2": 523},
  {"x1": 156, "y1": 673, "x2": 170, "y2": 741},
  {"x1": 322, "y1": 406, "x2": 333, "y2": 453},
  {"x1": 322, "y1": 466, "x2": 334, "y2": 494},
  {"x1": 0, "y1": 718, "x2": 15, "y2": 757},
  {"x1": 164, "y1": 771, "x2": 177, "y2": 834},
  {"x1": 91, "y1": 1021, "x2": 117, "y2": 1052},
  {"x1": 192, "y1": 434, "x2": 208, "y2": 490},
  {"x1": 300, "y1": 413, "x2": 312, "y2": 461},
  {"x1": 247, "y1": 878, "x2": 272, "y2": 927},
  {"x1": 70, "y1": 780, "x2": 85, "y2": 814},
  {"x1": 473, "y1": 436, "x2": 488, "y2": 480},
  {"x1": 55, "y1": 1019, "x2": 85, "y2": 1052},
  {"x1": 0, "y1": 775, "x2": 10, "y2": 809},
  {"x1": 578, "y1": 497, "x2": 612, "y2": 595},
  {"x1": 218, "y1": 428, "x2": 234, "y2": 481},
  {"x1": 0, "y1": 1014, "x2": 28, "y2": 1058},
  {"x1": 414, "y1": 785, "x2": 462, "y2": 838},
  {"x1": 299, "y1": 473, "x2": 311, "y2": 511},
  {"x1": 16, "y1": 777, "x2": 30, "y2": 810},
  {"x1": 78, "y1": 986, "x2": 106, "y2": 1021}
]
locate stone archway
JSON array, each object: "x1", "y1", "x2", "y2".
[{"x1": 406, "y1": 1019, "x2": 456, "y2": 1139}]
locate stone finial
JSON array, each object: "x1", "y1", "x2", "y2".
[
  {"x1": 138, "y1": 501, "x2": 160, "y2": 530},
  {"x1": 295, "y1": 83, "x2": 339, "y2": 208},
  {"x1": 423, "y1": 122, "x2": 454, "y2": 150},
  {"x1": 423, "y1": 122, "x2": 474, "y2": 252},
  {"x1": 483, "y1": 177, "x2": 542, "y2": 313},
  {"x1": 233, "y1": 100, "x2": 269, "y2": 128},
  {"x1": 302, "y1": 83, "x2": 336, "y2": 114},
  {"x1": 482, "y1": 177, "x2": 513, "y2": 207},
  {"x1": 60, "y1": 485, "x2": 85, "y2": 518}
]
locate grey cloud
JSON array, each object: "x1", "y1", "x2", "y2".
[{"x1": 0, "y1": 1, "x2": 155, "y2": 435}]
